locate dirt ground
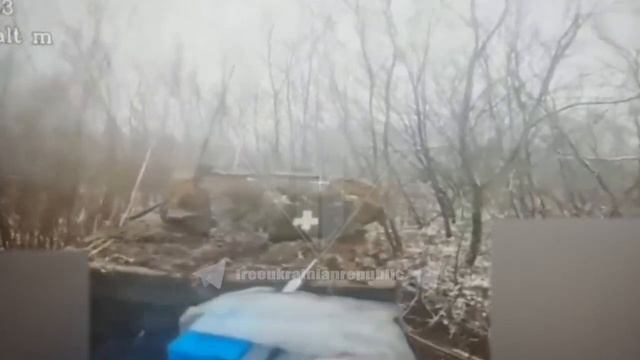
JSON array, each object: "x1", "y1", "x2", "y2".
[{"x1": 83, "y1": 213, "x2": 400, "y2": 280}]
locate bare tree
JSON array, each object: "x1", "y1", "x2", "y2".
[
  {"x1": 451, "y1": 0, "x2": 508, "y2": 266},
  {"x1": 347, "y1": 1, "x2": 381, "y2": 178},
  {"x1": 267, "y1": 26, "x2": 283, "y2": 165}
]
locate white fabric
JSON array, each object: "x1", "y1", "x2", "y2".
[{"x1": 181, "y1": 287, "x2": 415, "y2": 360}]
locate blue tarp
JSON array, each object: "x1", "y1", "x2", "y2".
[
  {"x1": 168, "y1": 331, "x2": 252, "y2": 360},
  {"x1": 170, "y1": 287, "x2": 416, "y2": 359}
]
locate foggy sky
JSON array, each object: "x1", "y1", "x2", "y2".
[
  {"x1": 9, "y1": 0, "x2": 638, "y2": 79},
  {"x1": 3, "y1": 0, "x2": 639, "y2": 131}
]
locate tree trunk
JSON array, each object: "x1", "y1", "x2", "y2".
[
  {"x1": 466, "y1": 184, "x2": 483, "y2": 267},
  {"x1": 0, "y1": 210, "x2": 11, "y2": 249},
  {"x1": 422, "y1": 157, "x2": 455, "y2": 237}
]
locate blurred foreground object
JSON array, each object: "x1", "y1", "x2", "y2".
[
  {"x1": 493, "y1": 220, "x2": 640, "y2": 360},
  {"x1": 0, "y1": 251, "x2": 89, "y2": 360},
  {"x1": 170, "y1": 287, "x2": 415, "y2": 360}
]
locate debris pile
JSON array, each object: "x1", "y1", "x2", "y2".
[{"x1": 83, "y1": 212, "x2": 399, "y2": 287}]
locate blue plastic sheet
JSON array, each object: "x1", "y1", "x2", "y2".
[{"x1": 168, "y1": 331, "x2": 252, "y2": 360}]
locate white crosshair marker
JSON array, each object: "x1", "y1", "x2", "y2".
[{"x1": 293, "y1": 209, "x2": 319, "y2": 232}]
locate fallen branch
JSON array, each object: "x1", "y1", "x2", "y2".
[
  {"x1": 119, "y1": 144, "x2": 154, "y2": 227},
  {"x1": 127, "y1": 202, "x2": 163, "y2": 221},
  {"x1": 86, "y1": 237, "x2": 110, "y2": 251},
  {"x1": 556, "y1": 154, "x2": 640, "y2": 161},
  {"x1": 407, "y1": 330, "x2": 484, "y2": 360},
  {"x1": 88, "y1": 238, "x2": 114, "y2": 257},
  {"x1": 105, "y1": 253, "x2": 134, "y2": 263}
]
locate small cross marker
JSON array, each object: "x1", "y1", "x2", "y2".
[{"x1": 293, "y1": 210, "x2": 319, "y2": 232}]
